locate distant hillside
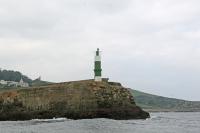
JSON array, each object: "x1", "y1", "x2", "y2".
[
  {"x1": 0, "y1": 69, "x2": 52, "y2": 89},
  {"x1": 129, "y1": 89, "x2": 200, "y2": 112},
  {"x1": 31, "y1": 79, "x2": 52, "y2": 87},
  {"x1": 0, "y1": 69, "x2": 32, "y2": 84}
]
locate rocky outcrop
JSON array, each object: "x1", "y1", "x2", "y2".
[{"x1": 0, "y1": 80, "x2": 149, "y2": 120}]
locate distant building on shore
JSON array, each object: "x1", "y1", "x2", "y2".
[
  {"x1": 0, "y1": 80, "x2": 7, "y2": 85},
  {"x1": 0, "y1": 78, "x2": 29, "y2": 87},
  {"x1": 19, "y1": 78, "x2": 29, "y2": 87}
]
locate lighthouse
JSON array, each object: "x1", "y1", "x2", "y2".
[{"x1": 94, "y1": 48, "x2": 102, "y2": 82}]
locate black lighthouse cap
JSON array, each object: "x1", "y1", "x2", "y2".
[{"x1": 96, "y1": 48, "x2": 100, "y2": 56}]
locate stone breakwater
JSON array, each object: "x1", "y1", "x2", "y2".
[{"x1": 0, "y1": 80, "x2": 149, "y2": 120}]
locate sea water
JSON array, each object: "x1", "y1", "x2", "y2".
[{"x1": 0, "y1": 112, "x2": 200, "y2": 133}]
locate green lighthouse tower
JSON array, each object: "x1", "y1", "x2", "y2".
[{"x1": 94, "y1": 48, "x2": 102, "y2": 82}]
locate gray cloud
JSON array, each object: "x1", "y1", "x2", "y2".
[{"x1": 0, "y1": 0, "x2": 200, "y2": 100}]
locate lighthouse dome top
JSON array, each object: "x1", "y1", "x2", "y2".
[{"x1": 96, "y1": 48, "x2": 100, "y2": 56}]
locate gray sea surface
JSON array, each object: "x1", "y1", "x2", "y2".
[{"x1": 0, "y1": 112, "x2": 200, "y2": 133}]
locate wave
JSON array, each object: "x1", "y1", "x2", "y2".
[{"x1": 30, "y1": 118, "x2": 69, "y2": 124}]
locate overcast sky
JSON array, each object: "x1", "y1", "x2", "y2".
[{"x1": 0, "y1": 0, "x2": 200, "y2": 100}]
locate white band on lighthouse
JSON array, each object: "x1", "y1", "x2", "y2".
[{"x1": 95, "y1": 56, "x2": 101, "y2": 61}]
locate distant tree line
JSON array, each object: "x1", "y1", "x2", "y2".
[{"x1": 0, "y1": 69, "x2": 32, "y2": 84}]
